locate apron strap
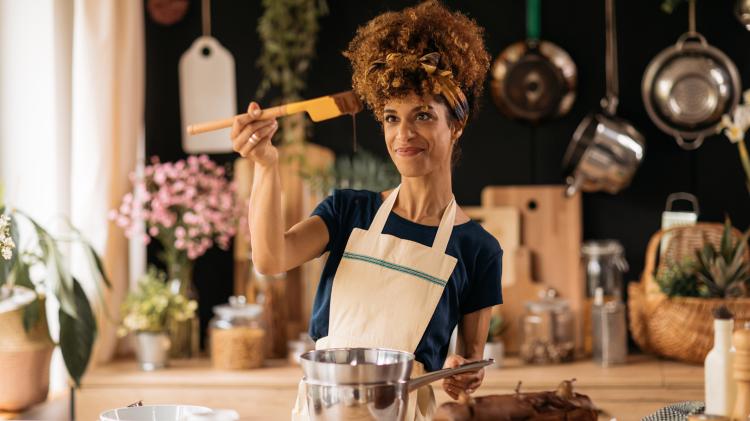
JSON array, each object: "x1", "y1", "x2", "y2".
[
  {"x1": 368, "y1": 185, "x2": 457, "y2": 253},
  {"x1": 432, "y1": 198, "x2": 457, "y2": 253}
]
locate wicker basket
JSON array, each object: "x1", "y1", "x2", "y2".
[{"x1": 628, "y1": 223, "x2": 750, "y2": 364}]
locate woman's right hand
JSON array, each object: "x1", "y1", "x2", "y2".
[{"x1": 231, "y1": 101, "x2": 279, "y2": 166}]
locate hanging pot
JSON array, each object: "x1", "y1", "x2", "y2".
[
  {"x1": 490, "y1": 0, "x2": 577, "y2": 122},
  {"x1": 642, "y1": 0, "x2": 740, "y2": 150},
  {"x1": 563, "y1": 0, "x2": 645, "y2": 197}
]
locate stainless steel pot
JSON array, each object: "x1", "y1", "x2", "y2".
[
  {"x1": 301, "y1": 348, "x2": 493, "y2": 421},
  {"x1": 642, "y1": 0, "x2": 740, "y2": 150},
  {"x1": 563, "y1": 0, "x2": 645, "y2": 196},
  {"x1": 490, "y1": 0, "x2": 577, "y2": 122}
]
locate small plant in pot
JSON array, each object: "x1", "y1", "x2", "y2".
[
  {"x1": 118, "y1": 266, "x2": 197, "y2": 371},
  {"x1": 656, "y1": 218, "x2": 750, "y2": 299},
  {"x1": 0, "y1": 204, "x2": 108, "y2": 411},
  {"x1": 483, "y1": 314, "x2": 507, "y2": 368}
]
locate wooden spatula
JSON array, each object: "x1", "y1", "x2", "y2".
[{"x1": 186, "y1": 91, "x2": 363, "y2": 135}]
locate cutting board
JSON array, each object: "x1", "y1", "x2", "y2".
[
  {"x1": 481, "y1": 185, "x2": 583, "y2": 354},
  {"x1": 464, "y1": 206, "x2": 520, "y2": 285},
  {"x1": 179, "y1": 36, "x2": 237, "y2": 153}
]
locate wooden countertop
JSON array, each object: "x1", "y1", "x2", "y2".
[{"x1": 72, "y1": 354, "x2": 703, "y2": 421}]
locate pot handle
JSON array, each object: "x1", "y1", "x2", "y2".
[
  {"x1": 565, "y1": 175, "x2": 583, "y2": 197},
  {"x1": 675, "y1": 32, "x2": 708, "y2": 50},
  {"x1": 674, "y1": 134, "x2": 704, "y2": 150},
  {"x1": 407, "y1": 359, "x2": 494, "y2": 392}
]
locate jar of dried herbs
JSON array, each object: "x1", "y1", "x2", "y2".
[{"x1": 209, "y1": 296, "x2": 266, "y2": 370}]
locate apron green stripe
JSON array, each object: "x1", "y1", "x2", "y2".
[{"x1": 342, "y1": 252, "x2": 448, "y2": 287}]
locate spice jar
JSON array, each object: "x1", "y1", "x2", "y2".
[
  {"x1": 209, "y1": 296, "x2": 266, "y2": 370},
  {"x1": 520, "y1": 289, "x2": 575, "y2": 364}
]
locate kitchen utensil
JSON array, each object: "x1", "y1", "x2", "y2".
[
  {"x1": 642, "y1": 0, "x2": 740, "y2": 150},
  {"x1": 563, "y1": 0, "x2": 645, "y2": 196},
  {"x1": 660, "y1": 192, "x2": 699, "y2": 255},
  {"x1": 736, "y1": 0, "x2": 750, "y2": 30},
  {"x1": 481, "y1": 185, "x2": 584, "y2": 354},
  {"x1": 99, "y1": 405, "x2": 212, "y2": 421},
  {"x1": 520, "y1": 288, "x2": 575, "y2": 364},
  {"x1": 179, "y1": 0, "x2": 237, "y2": 153},
  {"x1": 186, "y1": 91, "x2": 363, "y2": 135},
  {"x1": 490, "y1": 0, "x2": 576, "y2": 122},
  {"x1": 300, "y1": 348, "x2": 493, "y2": 421}
]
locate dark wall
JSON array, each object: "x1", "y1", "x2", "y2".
[{"x1": 145, "y1": 0, "x2": 750, "y2": 338}]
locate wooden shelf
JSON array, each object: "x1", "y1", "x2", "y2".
[{"x1": 73, "y1": 354, "x2": 703, "y2": 421}]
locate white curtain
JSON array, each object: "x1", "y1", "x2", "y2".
[{"x1": 0, "y1": 0, "x2": 145, "y2": 391}]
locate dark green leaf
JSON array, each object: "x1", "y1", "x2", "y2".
[
  {"x1": 13, "y1": 259, "x2": 34, "y2": 290},
  {"x1": 22, "y1": 298, "x2": 41, "y2": 332},
  {"x1": 59, "y1": 277, "x2": 96, "y2": 387}
]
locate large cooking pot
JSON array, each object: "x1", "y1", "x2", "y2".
[
  {"x1": 642, "y1": 0, "x2": 740, "y2": 150},
  {"x1": 301, "y1": 348, "x2": 493, "y2": 421},
  {"x1": 563, "y1": 0, "x2": 645, "y2": 197},
  {"x1": 490, "y1": 0, "x2": 577, "y2": 122}
]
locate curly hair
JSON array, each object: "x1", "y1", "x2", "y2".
[{"x1": 343, "y1": 1, "x2": 490, "y2": 127}]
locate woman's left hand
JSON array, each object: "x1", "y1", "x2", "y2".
[{"x1": 441, "y1": 354, "x2": 485, "y2": 400}]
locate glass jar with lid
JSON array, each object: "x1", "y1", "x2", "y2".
[
  {"x1": 519, "y1": 288, "x2": 575, "y2": 364},
  {"x1": 209, "y1": 296, "x2": 266, "y2": 369}
]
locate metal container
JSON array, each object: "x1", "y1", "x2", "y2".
[
  {"x1": 134, "y1": 331, "x2": 171, "y2": 371},
  {"x1": 563, "y1": 0, "x2": 645, "y2": 196},
  {"x1": 642, "y1": 0, "x2": 740, "y2": 150},
  {"x1": 300, "y1": 348, "x2": 493, "y2": 421}
]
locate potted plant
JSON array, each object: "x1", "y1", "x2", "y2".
[
  {"x1": 483, "y1": 313, "x2": 507, "y2": 368},
  {"x1": 629, "y1": 217, "x2": 750, "y2": 363},
  {"x1": 0, "y1": 203, "x2": 108, "y2": 410},
  {"x1": 118, "y1": 266, "x2": 197, "y2": 371},
  {"x1": 110, "y1": 154, "x2": 239, "y2": 357}
]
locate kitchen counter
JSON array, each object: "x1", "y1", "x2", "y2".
[{"x1": 75, "y1": 354, "x2": 703, "y2": 421}]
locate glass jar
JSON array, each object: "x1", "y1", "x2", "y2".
[
  {"x1": 520, "y1": 289, "x2": 575, "y2": 364},
  {"x1": 209, "y1": 296, "x2": 266, "y2": 370}
]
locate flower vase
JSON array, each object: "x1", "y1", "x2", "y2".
[
  {"x1": 134, "y1": 331, "x2": 170, "y2": 371},
  {"x1": 167, "y1": 262, "x2": 200, "y2": 359}
]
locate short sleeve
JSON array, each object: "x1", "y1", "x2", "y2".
[
  {"x1": 311, "y1": 191, "x2": 340, "y2": 252},
  {"x1": 461, "y1": 249, "x2": 503, "y2": 315}
]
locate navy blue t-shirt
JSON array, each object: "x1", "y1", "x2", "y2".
[{"x1": 309, "y1": 189, "x2": 503, "y2": 372}]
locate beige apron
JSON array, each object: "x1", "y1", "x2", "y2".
[{"x1": 292, "y1": 185, "x2": 459, "y2": 421}]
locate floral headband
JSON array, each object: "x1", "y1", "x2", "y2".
[{"x1": 367, "y1": 52, "x2": 469, "y2": 126}]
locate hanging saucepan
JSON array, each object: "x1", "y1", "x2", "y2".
[
  {"x1": 562, "y1": 0, "x2": 645, "y2": 197},
  {"x1": 642, "y1": 0, "x2": 740, "y2": 150},
  {"x1": 490, "y1": 0, "x2": 577, "y2": 122}
]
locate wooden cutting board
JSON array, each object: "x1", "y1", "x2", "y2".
[{"x1": 481, "y1": 185, "x2": 583, "y2": 353}]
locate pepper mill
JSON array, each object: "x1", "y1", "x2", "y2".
[{"x1": 732, "y1": 321, "x2": 750, "y2": 420}]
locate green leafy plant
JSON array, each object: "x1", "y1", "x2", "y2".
[
  {"x1": 487, "y1": 314, "x2": 507, "y2": 343},
  {"x1": 118, "y1": 266, "x2": 197, "y2": 336},
  {"x1": 0, "y1": 207, "x2": 109, "y2": 386},
  {"x1": 656, "y1": 218, "x2": 750, "y2": 298},
  {"x1": 304, "y1": 149, "x2": 401, "y2": 196}
]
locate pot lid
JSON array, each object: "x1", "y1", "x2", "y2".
[{"x1": 212, "y1": 296, "x2": 262, "y2": 320}]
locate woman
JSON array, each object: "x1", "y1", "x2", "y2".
[{"x1": 231, "y1": 2, "x2": 501, "y2": 419}]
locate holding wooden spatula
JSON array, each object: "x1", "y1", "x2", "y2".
[{"x1": 186, "y1": 90, "x2": 363, "y2": 136}]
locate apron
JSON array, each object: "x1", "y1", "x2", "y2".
[{"x1": 292, "y1": 185, "x2": 459, "y2": 421}]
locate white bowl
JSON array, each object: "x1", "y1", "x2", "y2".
[{"x1": 99, "y1": 405, "x2": 212, "y2": 421}]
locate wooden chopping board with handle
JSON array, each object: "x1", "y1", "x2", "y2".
[{"x1": 481, "y1": 185, "x2": 583, "y2": 354}]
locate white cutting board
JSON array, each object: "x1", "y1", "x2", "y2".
[{"x1": 179, "y1": 36, "x2": 236, "y2": 153}]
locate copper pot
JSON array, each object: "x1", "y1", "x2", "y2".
[{"x1": 490, "y1": 0, "x2": 577, "y2": 122}]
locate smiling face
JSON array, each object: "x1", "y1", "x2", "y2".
[{"x1": 383, "y1": 93, "x2": 462, "y2": 178}]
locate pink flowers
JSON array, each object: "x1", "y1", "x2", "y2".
[{"x1": 111, "y1": 155, "x2": 239, "y2": 260}]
